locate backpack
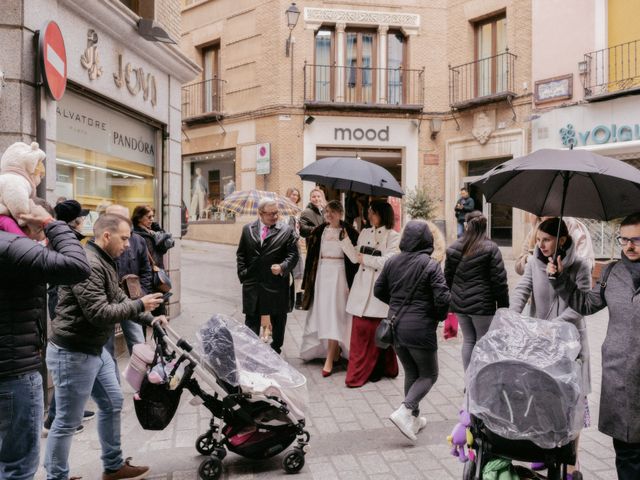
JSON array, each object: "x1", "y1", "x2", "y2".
[{"x1": 599, "y1": 261, "x2": 618, "y2": 303}]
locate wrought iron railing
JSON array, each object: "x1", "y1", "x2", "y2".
[
  {"x1": 182, "y1": 78, "x2": 224, "y2": 119},
  {"x1": 303, "y1": 63, "x2": 424, "y2": 107},
  {"x1": 582, "y1": 39, "x2": 640, "y2": 98},
  {"x1": 449, "y1": 51, "x2": 517, "y2": 108}
]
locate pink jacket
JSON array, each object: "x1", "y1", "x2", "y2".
[{"x1": 0, "y1": 215, "x2": 26, "y2": 236}]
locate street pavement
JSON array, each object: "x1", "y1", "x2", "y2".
[{"x1": 37, "y1": 240, "x2": 619, "y2": 479}]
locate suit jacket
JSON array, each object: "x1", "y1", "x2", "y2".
[{"x1": 236, "y1": 220, "x2": 299, "y2": 315}]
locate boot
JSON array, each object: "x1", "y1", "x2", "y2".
[
  {"x1": 389, "y1": 405, "x2": 417, "y2": 442},
  {"x1": 412, "y1": 416, "x2": 427, "y2": 434},
  {"x1": 294, "y1": 292, "x2": 303, "y2": 309}
]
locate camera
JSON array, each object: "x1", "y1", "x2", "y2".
[
  {"x1": 154, "y1": 231, "x2": 175, "y2": 251},
  {"x1": 359, "y1": 245, "x2": 382, "y2": 257}
]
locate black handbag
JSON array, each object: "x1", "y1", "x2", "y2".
[{"x1": 375, "y1": 260, "x2": 430, "y2": 349}]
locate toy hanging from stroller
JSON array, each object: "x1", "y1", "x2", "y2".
[
  {"x1": 127, "y1": 313, "x2": 310, "y2": 480},
  {"x1": 461, "y1": 308, "x2": 585, "y2": 480}
]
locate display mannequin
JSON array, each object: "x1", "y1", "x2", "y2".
[
  {"x1": 223, "y1": 178, "x2": 235, "y2": 198},
  {"x1": 190, "y1": 167, "x2": 208, "y2": 220}
]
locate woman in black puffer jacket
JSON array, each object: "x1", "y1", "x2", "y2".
[
  {"x1": 444, "y1": 211, "x2": 508, "y2": 372},
  {"x1": 374, "y1": 220, "x2": 450, "y2": 442}
]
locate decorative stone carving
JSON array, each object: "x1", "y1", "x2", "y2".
[
  {"x1": 472, "y1": 111, "x2": 495, "y2": 145},
  {"x1": 80, "y1": 29, "x2": 103, "y2": 81},
  {"x1": 304, "y1": 7, "x2": 420, "y2": 35}
]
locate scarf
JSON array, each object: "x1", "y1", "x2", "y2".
[
  {"x1": 1, "y1": 166, "x2": 37, "y2": 198},
  {"x1": 621, "y1": 252, "x2": 640, "y2": 291}
]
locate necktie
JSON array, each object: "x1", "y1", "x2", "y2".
[{"x1": 261, "y1": 225, "x2": 269, "y2": 241}]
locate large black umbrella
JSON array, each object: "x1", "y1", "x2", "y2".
[
  {"x1": 472, "y1": 148, "x2": 640, "y2": 221},
  {"x1": 297, "y1": 157, "x2": 404, "y2": 197}
]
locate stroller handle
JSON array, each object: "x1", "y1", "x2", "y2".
[{"x1": 153, "y1": 323, "x2": 194, "y2": 352}]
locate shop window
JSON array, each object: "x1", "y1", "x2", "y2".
[
  {"x1": 475, "y1": 14, "x2": 507, "y2": 97},
  {"x1": 55, "y1": 143, "x2": 155, "y2": 234}
]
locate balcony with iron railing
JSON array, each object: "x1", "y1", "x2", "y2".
[
  {"x1": 181, "y1": 78, "x2": 225, "y2": 123},
  {"x1": 449, "y1": 50, "x2": 517, "y2": 109},
  {"x1": 582, "y1": 39, "x2": 640, "y2": 101},
  {"x1": 303, "y1": 63, "x2": 424, "y2": 111}
]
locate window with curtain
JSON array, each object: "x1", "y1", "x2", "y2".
[
  {"x1": 314, "y1": 29, "x2": 333, "y2": 101},
  {"x1": 345, "y1": 30, "x2": 376, "y2": 103},
  {"x1": 475, "y1": 15, "x2": 507, "y2": 97},
  {"x1": 202, "y1": 45, "x2": 220, "y2": 112},
  {"x1": 387, "y1": 32, "x2": 405, "y2": 104}
]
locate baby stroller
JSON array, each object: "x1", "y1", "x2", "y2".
[
  {"x1": 463, "y1": 309, "x2": 584, "y2": 480},
  {"x1": 130, "y1": 314, "x2": 310, "y2": 480}
]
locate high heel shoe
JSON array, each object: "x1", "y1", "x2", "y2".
[{"x1": 322, "y1": 368, "x2": 332, "y2": 377}]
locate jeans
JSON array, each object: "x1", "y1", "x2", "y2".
[
  {"x1": 395, "y1": 346, "x2": 438, "y2": 415},
  {"x1": 104, "y1": 320, "x2": 145, "y2": 382},
  {"x1": 613, "y1": 438, "x2": 640, "y2": 480},
  {"x1": 44, "y1": 344, "x2": 124, "y2": 479},
  {"x1": 0, "y1": 371, "x2": 43, "y2": 480},
  {"x1": 457, "y1": 313, "x2": 494, "y2": 372},
  {"x1": 457, "y1": 221, "x2": 465, "y2": 238},
  {"x1": 245, "y1": 314, "x2": 287, "y2": 354}
]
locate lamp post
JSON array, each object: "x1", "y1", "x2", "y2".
[{"x1": 285, "y1": 2, "x2": 300, "y2": 105}]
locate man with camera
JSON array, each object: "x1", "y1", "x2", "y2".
[
  {"x1": 103, "y1": 204, "x2": 154, "y2": 372},
  {"x1": 44, "y1": 214, "x2": 167, "y2": 480}
]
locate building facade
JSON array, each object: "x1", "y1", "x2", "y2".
[
  {"x1": 180, "y1": 0, "x2": 532, "y2": 249},
  {"x1": 531, "y1": 0, "x2": 640, "y2": 259},
  {"x1": 0, "y1": 0, "x2": 199, "y2": 314}
]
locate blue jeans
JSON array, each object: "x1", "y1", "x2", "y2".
[
  {"x1": 104, "y1": 320, "x2": 145, "y2": 382},
  {"x1": 0, "y1": 371, "x2": 43, "y2": 480},
  {"x1": 457, "y1": 221, "x2": 465, "y2": 238},
  {"x1": 44, "y1": 344, "x2": 124, "y2": 479}
]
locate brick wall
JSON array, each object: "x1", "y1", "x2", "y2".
[{"x1": 156, "y1": 0, "x2": 182, "y2": 41}]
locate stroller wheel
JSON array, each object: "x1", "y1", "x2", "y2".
[
  {"x1": 196, "y1": 433, "x2": 216, "y2": 456},
  {"x1": 462, "y1": 460, "x2": 476, "y2": 480},
  {"x1": 282, "y1": 449, "x2": 305, "y2": 474},
  {"x1": 198, "y1": 457, "x2": 223, "y2": 480}
]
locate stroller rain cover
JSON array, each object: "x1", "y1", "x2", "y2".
[
  {"x1": 197, "y1": 313, "x2": 308, "y2": 419},
  {"x1": 466, "y1": 308, "x2": 584, "y2": 449}
]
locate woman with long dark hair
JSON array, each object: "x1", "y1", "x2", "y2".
[
  {"x1": 341, "y1": 200, "x2": 400, "y2": 387},
  {"x1": 444, "y1": 211, "x2": 509, "y2": 372}
]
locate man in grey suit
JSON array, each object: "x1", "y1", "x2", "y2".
[{"x1": 547, "y1": 213, "x2": 640, "y2": 480}]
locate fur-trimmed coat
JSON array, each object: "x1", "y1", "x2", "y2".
[{"x1": 300, "y1": 222, "x2": 359, "y2": 310}]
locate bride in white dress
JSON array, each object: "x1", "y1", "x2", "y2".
[{"x1": 299, "y1": 200, "x2": 359, "y2": 376}]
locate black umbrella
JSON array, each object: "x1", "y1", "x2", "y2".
[
  {"x1": 472, "y1": 148, "x2": 640, "y2": 221},
  {"x1": 297, "y1": 157, "x2": 404, "y2": 197},
  {"x1": 472, "y1": 148, "x2": 640, "y2": 262}
]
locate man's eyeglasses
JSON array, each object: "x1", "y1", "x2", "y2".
[
  {"x1": 261, "y1": 210, "x2": 279, "y2": 216},
  {"x1": 616, "y1": 236, "x2": 640, "y2": 246}
]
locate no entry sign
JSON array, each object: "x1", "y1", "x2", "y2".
[{"x1": 39, "y1": 21, "x2": 67, "y2": 101}]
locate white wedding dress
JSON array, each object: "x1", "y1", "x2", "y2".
[{"x1": 299, "y1": 227, "x2": 352, "y2": 361}]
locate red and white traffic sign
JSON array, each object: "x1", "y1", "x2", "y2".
[{"x1": 39, "y1": 21, "x2": 67, "y2": 101}]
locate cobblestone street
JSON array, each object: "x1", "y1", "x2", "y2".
[{"x1": 37, "y1": 240, "x2": 618, "y2": 479}]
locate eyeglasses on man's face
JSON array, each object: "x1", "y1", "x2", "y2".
[
  {"x1": 616, "y1": 235, "x2": 640, "y2": 247},
  {"x1": 260, "y1": 210, "x2": 279, "y2": 216}
]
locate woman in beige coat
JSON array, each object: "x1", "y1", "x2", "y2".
[{"x1": 341, "y1": 201, "x2": 401, "y2": 387}]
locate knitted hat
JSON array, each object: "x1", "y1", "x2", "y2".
[{"x1": 54, "y1": 200, "x2": 90, "y2": 223}]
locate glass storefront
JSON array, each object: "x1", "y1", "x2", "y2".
[
  {"x1": 56, "y1": 90, "x2": 158, "y2": 232},
  {"x1": 182, "y1": 150, "x2": 235, "y2": 221}
]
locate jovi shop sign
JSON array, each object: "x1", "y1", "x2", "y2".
[{"x1": 560, "y1": 122, "x2": 640, "y2": 147}]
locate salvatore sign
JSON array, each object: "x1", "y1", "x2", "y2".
[{"x1": 56, "y1": 91, "x2": 156, "y2": 166}]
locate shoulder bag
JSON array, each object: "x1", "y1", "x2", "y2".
[
  {"x1": 147, "y1": 251, "x2": 172, "y2": 294},
  {"x1": 375, "y1": 259, "x2": 430, "y2": 349}
]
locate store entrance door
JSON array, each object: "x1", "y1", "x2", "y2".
[{"x1": 463, "y1": 157, "x2": 512, "y2": 246}]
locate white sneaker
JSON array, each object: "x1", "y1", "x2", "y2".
[
  {"x1": 412, "y1": 416, "x2": 427, "y2": 434},
  {"x1": 389, "y1": 405, "x2": 417, "y2": 442}
]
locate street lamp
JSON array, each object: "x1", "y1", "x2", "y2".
[{"x1": 285, "y1": 2, "x2": 300, "y2": 57}]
